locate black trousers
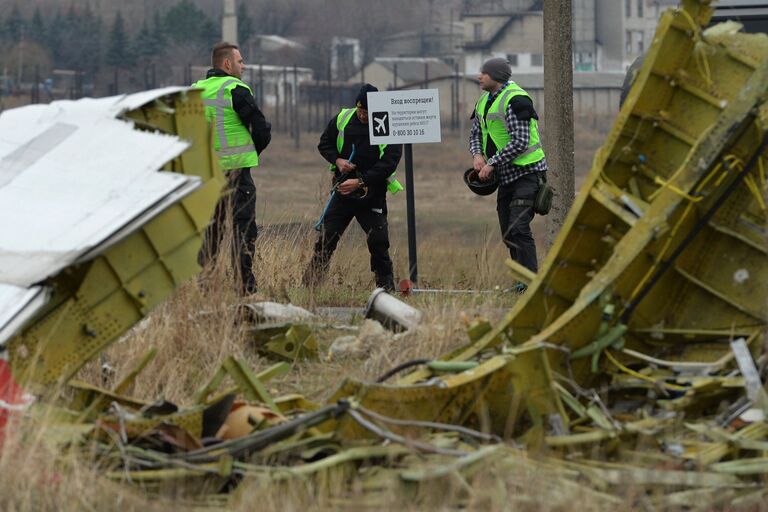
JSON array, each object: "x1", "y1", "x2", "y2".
[
  {"x1": 496, "y1": 173, "x2": 540, "y2": 273},
  {"x1": 305, "y1": 194, "x2": 394, "y2": 290},
  {"x1": 198, "y1": 168, "x2": 258, "y2": 294}
]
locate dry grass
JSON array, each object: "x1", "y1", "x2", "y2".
[
  {"x1": 1, "y1": 120, "x2": 620, "y2": 509},
  {"x1": 0, "y1": 412, "x2": 169, "y2": 511}
]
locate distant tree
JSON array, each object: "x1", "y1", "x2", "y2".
[
  {"x1": 151, "y1": 10, "x2": 167, "y2": 48},
  {"x1": 163, "y1": 0, "x2": 219, "y2": 49},
  {"x1": 29, "y1": 8, "x2": 46, "y2": 45},
  {"x1": 0, "y1": 15, "x2": 8, "y2": 44},
  {"x1": 199, "y1": 16, "x2": 219, "y2": 47},
  {"x1": 77, "y1": 6, "x2": 104, "y2": 75},
  {"x1": 133, "y1": 22, "x2": 155, "y2": 63},
  {"x1": 44, "y1": 6, "x2": 104, "y2": 75},
  {"x1": 51, "y1": 6, "x2": 81, "y2": 69},
  {"x1": 4, "y1": 5, "x2": 25, "y2": 42},
  {"x1": 251, "y1": 0, "x2": 302, "y2": 37},
  {"x1": 45, "y1": 10, "x2": 64, "y2": 63},
  {"x1": 237, "y1": 2, "x2": 254, "y2": 47},
  {"x1": 132, "y1": 20, "x2": 162, "y2": 88},
  {"x1": 107, "y1": 11, "x2": 134, "y2": 68}
]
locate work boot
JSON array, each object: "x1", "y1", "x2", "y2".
[{"x1": 375, "y1": 274, "x2": 395, "y2": 293}]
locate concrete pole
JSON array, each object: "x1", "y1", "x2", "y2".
[
  {"x1": 222, "y1": 0, "x2": 238, "y2": 46},
  {"x1": 543, "y1": 0, "x2": 575, "y2": 249}
]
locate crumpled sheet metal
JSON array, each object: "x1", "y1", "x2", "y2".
[
  {"x1": 328, "y1": 344, "x2": 567, "y2": 443},
  {"x1": 541, "y1": 7, "x2": 768, "y2": 372},
  {"x1": 0, "y1": 87, "x2": 195, "y2": 289},
  {"x1": 3, "y1": 88, "x2": 225, "y2": 387},
  {"x1": 400, "y1": 0, "x2": 768, "y2": 388}
]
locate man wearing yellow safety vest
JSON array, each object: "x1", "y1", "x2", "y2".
[
  {"x1": 470, "y1": 58, "x2": 547, "y2": 291},
  {"x1": 194, "y1": 42, "x2": 271, "y2": 295},
  {"x1": 303, "y1": 84, "x2": 403, "y2": 292}
]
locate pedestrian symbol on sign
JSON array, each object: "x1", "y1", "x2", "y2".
[{"x1": 372, "y1": 112, "x2": 389, "y2": 136}]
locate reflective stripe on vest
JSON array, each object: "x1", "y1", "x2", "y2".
[
  {"x1": 194, "y1": 76, "x2": 259, "y2": 170},
  {"x1": 475, "y1": 82, "x2": 545, "y2": 167},
  {"x1": 332, "y1": 108, "x2": 403, "y2": 195}
]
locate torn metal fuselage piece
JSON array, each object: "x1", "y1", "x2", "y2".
[
  {"x1": 0, "y1": 88, "x2": 225, "y2": 389},
  {"x1": 328, "y1": 344, "x2": 568, "y2": 446},
  {"x1": 511, "y1": 2, "x2": 767, "y2": 385},
  {"x1": 404, "y1": 1, "x2": 767, "y2": 386}
]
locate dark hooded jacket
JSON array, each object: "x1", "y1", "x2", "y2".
[{"x1": 317, "y1": 111, "x2": 402, "y2": 205}]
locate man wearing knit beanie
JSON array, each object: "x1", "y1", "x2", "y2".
[
  {"x1": 468, "y1": 58, "x2": 549, "y2": 292},
  {"x1": 481, "y1": 57, "x2": 513, "y2": 84}
]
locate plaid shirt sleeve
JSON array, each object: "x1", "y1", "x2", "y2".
[
  {"x1": 487, "y1": 102, "x2": 530, "y2": 168},
  {"x1": 469, "y1": 115, "x2": 483, "y2": 156}
]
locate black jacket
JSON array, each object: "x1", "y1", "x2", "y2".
[
  {"x1": 204, "y1": 68, "x2": 271, "y2": 155},
  {"x1": 318, "y1": 110, "x2": 402, "y2": 202}
]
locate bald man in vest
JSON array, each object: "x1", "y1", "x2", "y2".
[
  {"x1": 470, "y1": 58, "x2": 548, "y2": 292},
  {"x1": 303, "y1": 84, "x2": 403, "y2": 292},
  {"x1": 194, "y1": 42, "x2": 271, "y2": 295}
]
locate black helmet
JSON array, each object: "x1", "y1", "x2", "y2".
[{"x1": 463, "y1": 168, "x2": 498, "y2": 196}]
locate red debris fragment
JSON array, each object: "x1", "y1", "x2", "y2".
[{"x1": 0, "y1": 353, "x2": 35, "y2": 445}]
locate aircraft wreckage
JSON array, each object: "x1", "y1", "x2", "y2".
[{"x1": 1, "y1": 1, "x2": 767, "y2": 508}]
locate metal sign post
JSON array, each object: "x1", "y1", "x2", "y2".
[
  {"x1": 368, "y1": 89, "x2": 441, "y2": 284},
  {"x1": 404, "y1": 143, "x2": 417, "y2": 281}
]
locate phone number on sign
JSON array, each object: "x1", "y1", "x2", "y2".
[{"x1": 393, "y1": 128, "x2": 426, "y2": 136}]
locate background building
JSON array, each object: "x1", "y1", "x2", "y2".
[
  {"x1": 331, "y1": 37, "x2": 362, "y2": 81},
  {"x1": 462, "y1": 10, "x2": 544, "y2": 74},
  {"x1": 377, "y1": 21, "x2": 464, "y2": 65},
  {"x1": 602, "y1": 0, "x2": 677, "y2": 70},
  {"x1": 461, "y1": 0, "x2": 674, "y2": 73}
]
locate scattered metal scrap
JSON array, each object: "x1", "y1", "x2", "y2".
[
  {"x1": 1, "y1": 1, "x2": 767, "y2": 508},
  {"x1": 365, "y1": 287, "x2": 422, "y2": 332},
  {"x1": 251, "y1": 322, "x2": 320, "y2": 361}
]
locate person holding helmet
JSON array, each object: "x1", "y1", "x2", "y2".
[
  {"x1": 302, "y1": 83, "x2": 403, "y2": 292},
  {"x1": 469, "y1": 57, "x2": 548, "y2": 288}
]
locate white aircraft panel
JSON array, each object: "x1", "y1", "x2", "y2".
[
  {"x1": 0, "y1": 284, "x2": 49, "y2": 347},
  {"x1": 0, "y1": 89, "x2": 201, "y2": 288}
]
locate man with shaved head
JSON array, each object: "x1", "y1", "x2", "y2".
[{"x1": 194, "y1": 42, "x2": 271, "y2": 295}]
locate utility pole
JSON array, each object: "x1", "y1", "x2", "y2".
[
  {"x1": 222, "y1": 0, "x2": 238, "y2": 46},
  {"x1": 543, "y1": 0, "x2": 575, "y2": 249}
]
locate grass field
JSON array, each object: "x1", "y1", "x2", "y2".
[{"x1": 254, "y1": 124, "x2": 605, "y2": 294}]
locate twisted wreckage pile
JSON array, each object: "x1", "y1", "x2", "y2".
[{"x1": 1, "y1": 1, "x2": 767, "y2": 507}]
